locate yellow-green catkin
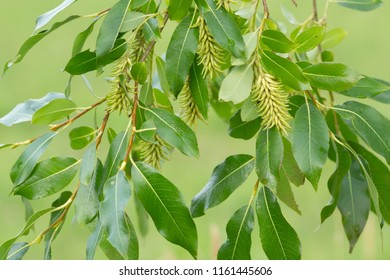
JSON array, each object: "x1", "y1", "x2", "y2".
[
  {"x1": 106, "y1": 48, "x2": 133, "y2": 114},
  {"x1": 179, "y1": 80, "x2": 203, "y2": 126},
  {"x1": 252, "y1": 60, "x2": 292, "y2": 134},
  {"x1": 138, "y1": 135, "x2": 170, "y2": 170},
  {"x1": 129, "y1": 30, "x2": 146, "y2": 64},
  {"x1": 197, "y1": 16, "x2": 224, "y2": 79},
  {"x1": 217, "y1": 0, "x2": 234, "y2": 11}
]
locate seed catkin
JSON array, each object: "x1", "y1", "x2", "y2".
[
  {"x1": 179, "y1": 80, "x2": 203, "y2": 126},
  {"x1": 138, "y1": 135, "x2": 170, "y2": 170}
]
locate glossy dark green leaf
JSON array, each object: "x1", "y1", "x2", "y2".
[
  {"x1": 196, "y1": 0, "x2": 245, "y2": 59},
  {"x1": 96, "y1": 0, "x2": 131, "y2": 60},
  {"x1": 322, "y1": 28, "x2": 347, "y2": 49},
  {"x1": 156, "y1": 57, "x2": 171, "y2": 96},
  {"x1": 169, "y1": 0, "x2": 193, "y2": 20},
  {"x1": 350, "y1": 143, "x2": 390, "y2": 225},
  {"x1": 228, "y1": 110, "x2": 261, "y2": 140},
  {"x1": 256, "y1": 128, "x2": 283, "y2": 188},
  {"x1": 4, "y1": 16, "x2": 79, "y2": 73},
  {"x1": 191, "y1": 154, "x2": 255, "y2": 217},
  {"x1": 260, "y1": 50, "x2": 310, "y2": 91},
  {"x1": 218, "y1": 205, "x2": 254, "y2": 260},
  {"x1": 281, "y1": 138, "x2": 305, "y2": 187},
  {"x1": 321, "y1": 141, "x2": 351, "y2": 223},
  {"x1": 69, "y1": 126, "x2": 96, "y2": 150},
  {"x1": 145, "y1": 108, "x2": 199, "y2": 157},
  {"x1": 303, "y1": 62, "x2": 361, "y2": 92},
  {"x1": 79, "y1": 144, "x2": 97, "y2": 186},
  {"x1": 335, "y1": 101, "x2": 390, "y2": 164},
  {"x1": 335, "y1": 0, "x2": 383, "y2": 11},
  {"x1": 294, "y1": 25, "x2": 325, "y2": 52},
  {"x1": 34, "y1": 0, "x2": 77, "y2": 32},
  {"x1": 338, "y1": 159, "x2": 370, "y2": 253},
  {"x1": 261, "y1": 30, "x2": 296, "y2": 53},
  {"x1": 0, "y1": 93, "x2": 64, "y2": 126},
  {"x1": 14, "y1": 157, "x2": 79, "y2": 200},
  {"x1": 277, "y1": 166, "x2": 301, "y2": 215},
  {"x1": 120, "y1": 12, "x2": 147, "y2": 33},
  {"x1": 292, "y1": 103, "x2": 329, "y2": 189},
  {"x1": 10, "y1": 132, "x2": 57, "y2": 186},
  {"x1": 7, "y1": 242, "x2": 29, "y2": 260},
  {"x1": 99, "y1": 171, "x2": 138, "y2": 259},
  {"x1": 340, "y1": 76, "x2": 390, "y2": 98},
  {"x1": 132, "y1": 162, "x2": 198, "y2": 258},
  {"x1": 166, "y1": 12, "x2": 199, "y2": 96},
  {"x1": 189, "y1": 61, "x2": 209, "y2": 119},
  {"x1": 130, "y1": 62, "x2": 148, "y2": 84},
  {"x1": 257, "y1": 186, "x2": 301, "y2": 260},
  {"x1": 143, "y1": 18, "x2": 160, "y2": 42},
  {"x1": 326, "y1": 110, "x2": 359, "y2": 143},
  {"x1": 219, "y1": 64, "x2": 253, "y2": 104},
  {"x1": 32, "y1": 98, "x2": 76, "y2": 125},
  {"x1": 153, "y1": 89, "x2": 173, "y2": 111}
]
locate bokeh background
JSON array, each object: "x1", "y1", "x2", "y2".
[{"x1": 0, "y1": 0, "x2": 389, "y2": 260}]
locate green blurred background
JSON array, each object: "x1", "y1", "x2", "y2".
[{"x1": 0, "y1": 0, "x2": 389, "y2": 260}]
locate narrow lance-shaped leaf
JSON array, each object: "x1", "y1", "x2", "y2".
[
  {"x1": 10, "y1": 132, "x2": 57, "y2": 186},
  {"x1": 169, "y1": 0, "x2": 193, "y2": 21},
  {"x1": 333, "y1": 0, "x2": 383, "y2": 12},
  {"x1": 196, "y1": 0, "x2": 246, "y2": 59},
  {"x1": 4, "y1": 15, "x2": 80, "y2": 73},
  {"x1": 13, "y1": 157, "x2": 79, "y2": 200},
  {"x1": 191, "y1": 154, "x2": 255, "y2": 217},
  {"x1": 335, "y1": 101, "x2": 390, "y2": 164},
  {"x1": 277, "y1": 166, "x2": 301, "y2": 215},
  {"x1": 292, "y1": 103, "x2": 329, "y2": 189},
  {"x1": 145, "y1": 108, "x2": 199, "y2": 157},
  {"x1": 142, "y1": 18, "x2": 160, "y2": 42},
  {"x1": 228, "y1": 110, "x2": 261, "y2": 140},
  {"x1": 261, "y1": 29, "x2": 297, "y2": 53},
  {"x1": 166, "y1": 12, "x2": 199, "y2": 96},
  {"x1": 321, "y1": 141, "x2": 352, "y2": 224},
  {"x1": 32, "y1": 99, "x2": 77, "y2": 125},
  {"x1": 219, "y1": 64, "x2": 253, "y2": 104},
  {"x1": 338, "y1": 159, "x2": 370, "y2": 253},
  {"x1": 132, "y1": 162, "x2": 198, "y2": 259},
  {"x1": 256, "y1": 128, "x2": 284, "y2": 189},
  {"x1": 0, "y1": 93, "x2": 64, "y2": 127},
  {"x1": 322, "y1": 28, "x2": 347, "y2": 49},
  {"x1": 189, "y1": 60, "x2": 209, "y2": 120},
  {"x1": 96, "y1": 0, "x2": 131, "y2": 60},
  {"x1": 294, "y1": 25, "x2": 326, "y2": 53},
  {"x1": 218, "y1": 205, "x2": 254, "y2": 260},
  {"x1": 256, "y1": 186, "x2": 301, "y2": 260},
  {"x1": 156, "y1": 56, "x2": 171, "y2": 95},
  {"x1": 340, "y1": 76, "x2": 390, "y2": 99},
  {"x1": 120, "y1": 12, "x2": 147, "y2": 33},
  {"x1": 34, "y1": 0, "x2": 77, "y2": 32},
  {"x1": 7, "y1": 242, "x2": 29, "y2": 260},
  {"x1": 99, "y1": 171, "x2": 138, "y2": 260},
  {"x1": 281, "y1": 137, "x2": 305, "y2": 187}
]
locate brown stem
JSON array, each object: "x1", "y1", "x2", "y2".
[
  {"x1": 313, "y1": 0, "x2": 319, "y2": 22},
  {"x1": 261, "y1": 0, "x2": 269, "y2": 18},
  {"x1": 51, "y1": 97, "x2": 107, "y2": 131},
  {"x1": 95, "y1": 111, "x2": 110, "y2": 149}
]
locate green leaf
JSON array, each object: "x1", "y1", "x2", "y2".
[
  {"x1": 189, "y1": 61, "x2": 209, "y2": 120},
  {"x1": 260, "y1": 50, "x2": 310, "y2": 91},
  {"x1": 4, "y1": 15, "x2": 79, "y2": 73},
  {"x1": 321, "y1": 141, "x2": 351, "y2": 224},
  {"x1": 132, "y1": 162, "x2": 198, "y2": 258},
  {"x1": 219, "y1": 64, "x2": 253, "y2": 104},
  {"x1": 169, "y1": 0, "x2": 193, "y2": 21},
  {"x1": 69, "y1": 126, "x2": 96, "y2": 150},
  {"x1": 281, "y1": 138, "x2": 305, "y2": 187},
  {"x1": 95, "y1": 0, "x2": 131, "y2": 60},
  {"x1": 333, "y1": 0, "x2": 383, "y2": 11},
  {"x1": 292, "y1": 103, "x2": 329, "y2": 189},
  {"x1": 256, "y1": 186, "x2": 301, "y2": 260},
  {"x1": 277, "y1": 166, "x2": 301, "y2": 215},
  {"x1": 7, "y1": 242, "x2": 29, "y2": 260},
  {"x1": 261, "y1": 30, "x2": 296, "y2": 53},
  {"x1": 156, "y1": 56, "x2": 171, "y2": 95},
  {"x1": 191, "y1": 154, "x2": 255, "y2": 217},
  {"x1": 86, "y1": 220, "x2": 104, "y2": 260},
  {"x1": 14, "y1": 157, "x2": 79, "y2": 200},
  {"x1": 196, "y1": 0, "x2": 246, "y2": 59},
  {"x1": 34, "y1": 0, "x2": 77, "y2": 32},
  {"x1": 72, "y1": 20, "x2": 98, "y2": 56},
  {"x1": 166, "y1": 12, "x2": 199, "y2": 96},
  {"x1": 349, "y1": 142, "x2": 390, "y2": 225},
  {"x1": 335, "y1": 101, "x2": 390, "y2": 164},
  {"x1": 303, "y1": 62, "x2": 361, "y2": 92},
  {"x1": 294, "y1": 25, "x2": 325, "y2": 52},
  {"x1": 143, "y1": 18, "x2": 160, "y2": 42},
  {"x1": 145, "y1": 108, "x2": 199, "y2": 157},
  {"x1": 322, "y1": 28, "x2": 347, "y2": 49},
  {"x1": 340, "y1": 76, "x2": 390, "y2": 98},
  {"x1": 256, "y1": 128, "x2": 284, "y2": 188},
  {"x1": 337, "y1": 159, "x2": 370, "y2": 253},
  {"x1": 10, "y1": 132, "x2": 57, "y2": 186},
  {"x1": 79, "y1": 144, "x2": 97, "y2": 186},
  {"x1": 65, "y1": 39, "x2": 128, "y2": 75},
  {"x1": 0, "y1": 93, "x2": 65, "y2": 127},
  {"x1": 228, "y1": 110, "x2": 261, "y2": 140},
  {"x1": 130, "y1": 62, "x2": 148, "y2": 84},
  {"x1": 134, "y1": 193, "x2": 149, "y2": 237},
  {"x1": 218, "y1": 205, "x2": 254, "y2": 260},
  {"x1": 153, "y1": 89, "x2": 173, "y2": 111},
  {"x1": 99, "y1": 171, "x2": 138, "y2": 259},
  {"x1": 32, "y1": 98, "x2": 77, "y2": 125},
  {"x1": 120, "y1": 12, "x2": 147, "y2": 33}
]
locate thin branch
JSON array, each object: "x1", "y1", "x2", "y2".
[
  {"x1": 261, "y1": 0, "x2": 270, "y2": 18},
  {"x1": 313, "y1": 0, "x2": 319, "y2": 22},
  {"x1": 95, "y1": 111, "x2": 110, "y2": 149}
]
